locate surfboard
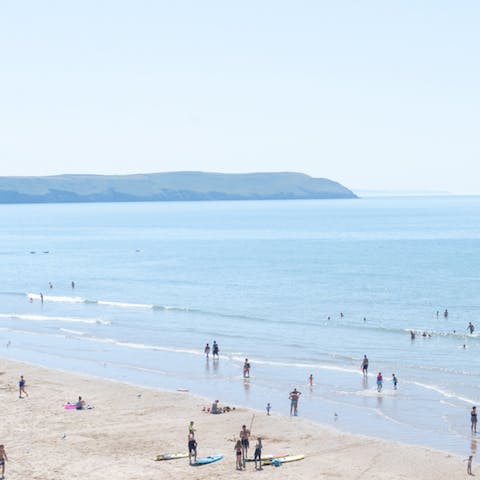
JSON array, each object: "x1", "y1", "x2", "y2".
[
  {"x1": 192, "y1": 455, "x2": 223, "y2": 466},
  {"x1": 155, "y1": 453, "x2": 188, "y2": 461},
  {"x1": 263, "y1": 454, "x2": 305, "y2": 465},
  {"x1": 245, "y1": 453, "x2": 287, "y2": 462}
]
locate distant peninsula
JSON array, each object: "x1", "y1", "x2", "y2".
[{"x1": 0, "y1": 172, "x2": 357, "y2": 204}]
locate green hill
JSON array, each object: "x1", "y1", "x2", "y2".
[{"x1": 0, "y1": 172, "x2": 357, "y2": 203}]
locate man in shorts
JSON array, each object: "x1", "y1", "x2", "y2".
[
  {"x1": 188, "y1": 432, "x2": 197, "y2": 465},
  {"x1": 0, "y1": 444, "x2": 7, "y2": 479},
  {"x1": 361, "y1": 355, "x2": 369, "y2": 377},
  {"x1": 240, "y1": 424, "x2": 251, "y2": 460},
  {"x1": 289, "y1": 388, "x2": 301, "y2": 416}
]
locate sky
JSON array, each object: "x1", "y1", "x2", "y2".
[{"x1": 1, "y1": 1, "x2": 479, "y2": 193}]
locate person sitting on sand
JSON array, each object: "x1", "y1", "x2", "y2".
[
  {"x1": 188, "y1": 432, "x2": 197, "y2": 465},
  {"x1": 254, "y1": 437, "x2": 263, "y2": 470},
  {"x1": 19, "y1": 375, "x2": 28, "y2": 398},
  {"x1": 76, "y1": 396, "x2": 86, "y2": 410},
  {"x1": 234, "y1": 439, "x2": 243, "y2": 470},
  {"x1": 211, "y1": 399, "x2": 222, "y2": 414},
  {"x1": 0, "y1": 445, "x2": 7, "y2": 479}
]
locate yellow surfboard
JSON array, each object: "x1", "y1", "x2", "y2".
[
  {"x1": 155, "y1": 453, "x2": 189, "y2": 461},
  {"x1": 263, "y1": 454, "x2": 305, "y2": 465}
]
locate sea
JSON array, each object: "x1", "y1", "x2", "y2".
[{"x1": 1, "y1": 196, "x2": 480, "y2": 456}]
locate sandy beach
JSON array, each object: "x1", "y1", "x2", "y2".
[{"x1": 0, "y1": 358, "x2": 471, "y2": 479}]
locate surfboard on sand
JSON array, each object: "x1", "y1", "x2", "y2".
[
  {"x1": 192, "y1": 455, "x2": 223, "y2": 466},
  {"x1": 155, "y1": 453, "x2": 188, "y2": 461},
  {"x1": 263, "y1": 454, "x2": 305, "y2": 465},
  {"x1": 245, "y1": 453, "x2": 287, "y2": 462}
]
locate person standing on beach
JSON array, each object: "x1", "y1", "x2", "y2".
[
  {"x1": 212, "y1": 341, "x2": 219, "y2": 359},
  {"x1": 243, "y1": 359, "x2": 250, "y2": 378},
  {"x1": 19, "y1": 375, "x2": 28, "y2": 398},
  {"x1": 266, "y1": 403, "x2": 271, "y2": 415},
  {"x1": 471, "y1": 407, "x2": 477, "y2": 433},
  {"x1": 240, "y1": 424, "x2": 251, "y2": 460},
  {"x1": 234, "y1": 439, "x2": 243, "y2": 470},
  {"x1": 376, "y1": 372, "x2": 383, "y2": 392},
  {"x1": 253, "y1": 437, "x2": 263, "y2": 470},
  {"x1": 361, "y1": 355, "x2": 369, "y2": 377},
  {"x1": 204, "y1": 343, "x2": 210, "y2": 359},
  {"x1": 466, "y1": 455, "x2": 473, "y2": 475},
  {"x1": 289, "y1": 388, "x2": 301, "y2": 416},
  {"x1": 392, "y1": 374, "x2": 398, "y2": 390},
  {"x1": 0, "y1": 445, "x2": 7, "y2": 479},
  {"x1": 188, "y1": 432, "x2": 197, "y2": 465}
]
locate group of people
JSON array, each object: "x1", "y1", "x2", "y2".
[
  {"x1": 361, "y1": 355, "x2": 398, "y2": 392},
  {"x1": 204, "y1": 341, "x2": 219, "y2": 359}
]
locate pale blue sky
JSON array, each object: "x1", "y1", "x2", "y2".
[{"x1": 1, "y1": 1, "x2": 479, "y2": 193}]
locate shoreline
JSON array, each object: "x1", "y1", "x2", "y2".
[{"x1": 0, "y1": 357, "x2": 472, "y2": 479}]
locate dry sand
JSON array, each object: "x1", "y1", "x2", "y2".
[{"x1": 0, "y1": 358, "x2": 471, "y2": 479}]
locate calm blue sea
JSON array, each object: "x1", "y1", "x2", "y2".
[{"x1": 1, "y1": 196, "x2": 480, "y2": 455}]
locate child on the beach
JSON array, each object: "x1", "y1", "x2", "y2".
[
  {"x1": 0, "y1": 444, "x2": 7, "y2": 479},
  {"x1": 376, "y1": 372, "x2": 383, "y2": 392},
  {"x1": 19, "y1": 375, "x2": 28, "y2": 398},
  {"x1": 234, "y1": 439, "x2": 243, "y2": 470},
  {"x1": 254, "y1": 437, "x2": 263, "y2": 470}
]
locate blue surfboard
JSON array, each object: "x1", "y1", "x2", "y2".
[{"x1": 192, "y1": 455, "x2": 223, "y2": 466}]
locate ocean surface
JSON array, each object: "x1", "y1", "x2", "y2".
[{"x1": 1, "y1": 196, "x2": 480, "y2": 456}]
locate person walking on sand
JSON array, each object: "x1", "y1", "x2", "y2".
[
  {"x1": 361, "y1": 355, "x2": 369, "y2": 377},
  {"x1": 376, "y1": 372, "x2": 383, "y2": 392},
  {"x1": 234, "y1": 439, "x2": 243, "y2": 470},
  {"x1": 289, "y1": 388, "x2": 301, "y2": 416},
  {"x1": 240, "y1": 424, "x2": 251, "y2": 460},
  {"x1": 0, "y1": 445, "x2": 7, "y2": 479},
  {"x1": 466, "y1": 455, "x2": 474, "y2": 475},
  {"x1": 19, "y1": 375, "x2": 28, "y2": 398},
  {"x1": 204, "y1": 343, "x2": 210, "y2": 359},
  {"x1": 254, "y1": 437, "x2": 263, "y2": 470},
  {"x1": 472, "y1": 406, "x2": 478, "y2": 433},
  {"x1": 243, "y1": 358, "x2": 250, "y2": 378},
  {"x1": 188, "y1": 432, "x2": 197, "y2": 465},
  {"x1": 392, "y1": 373, "x2": 398, "y2": 390}
]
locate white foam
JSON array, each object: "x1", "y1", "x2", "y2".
[
  {"x1": 97, "y1": 300, "x2": 153, "y2": 309},
  {"x1": 0, "y1": 313, "x2": 110, "y2": 325},
  {"x1": 27, "y1": 293, "x2": 85, "y2": 303}
]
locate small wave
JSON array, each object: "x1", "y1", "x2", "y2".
[
  {"x1": 27, "y1": 293, "x2": 86, "y2": 304},
  {"x1": 97, "y1": 300, "x2": 153, "y2": 309},
  {"x1": 408, "y1": 380, "x2": 478, "y2": 405},
  {"x1": 0, "y1": 313, "x2": 110, "y2": 325}
]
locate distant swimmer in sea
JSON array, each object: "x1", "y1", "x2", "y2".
[
  {"x1": 436, "y1": 310, "x2": 439, "y2": 317},
  {"x1": 309, "y1": 374, "x2": 313, "y2": 387},
  {"x1": 471, "y1": 406, "x2": 477, "y2": 433},
  {"x1": 40, "y1": 293, "x2": 44, "y2": 304},
  {"x1": 243, "y1": 358, "x2": 250, "y2": 378},
  {"x1": 410, "y1": 330, "x2": 415, "y2": 340},
  {"x1": 468, "y1": 322, "x2": 475, "y2": 334},
  {"x1": 363, "y1": 317, "x2": 367, "y2": 323},
  {"x1": 444, "y1": 309, "x2": 448, "y2": 318},
  {"x1": 212, "y1": 341, "x2": 219, "y2": 359},
  {"x1": 71, "y1": 281, "x2": 75, "y2": 289},
  {"x1": 392, "y1": 373, "x2": 398, "y2": 390},
  {"x1": 361, "y1": 355, "x2": 369, "y2": 377},
  {"x1": 340, "y1": 312, "x2": 344, "y2": 318},
  {"x1": 289, "y1": 388, "x2": 301, "y2": 416},
  {"x1": 204, "y1": 343, "x2": 210, "y2": 359},
  {"x1": 376, "y1": 372, "x2": 383, "y2": 392}
]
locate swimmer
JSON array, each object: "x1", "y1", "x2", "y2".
[
  {"x1": 289, "y1": 388, "x2": 301, "y2": 416},
  {"x1": 410, "y1": 330, "x2": 415, "y2": 340},
  {"x1": 309, "y1": 374, "x2": 313, "y2": 386},
  {"x1": 243, "y1": 358, "x2": 250, "y2": 378},
  {"x1": 212, "y1": 341, "x2": 219, "y2": 359},
  {"x1": 392, "y1": 373, "x2": 398, "y2": 390},
  {"x1": 204, "y1": 343, "x2": 210, "y2": 359},
  {"x1": 468, "y1": 322, "x2": 475, "y2": 334},
  {"x1": 472, "y1": 406, "x2": 477, "y2": 433}
]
